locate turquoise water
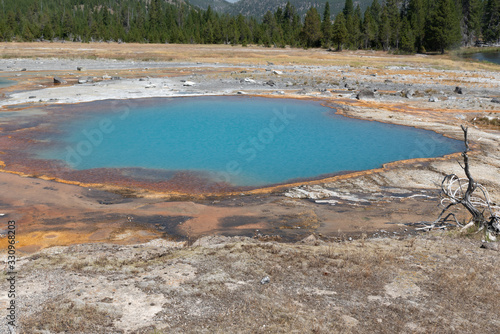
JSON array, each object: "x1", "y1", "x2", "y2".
[{"x1": 42, "y1": 97, "x2": 463, "y2": 187}]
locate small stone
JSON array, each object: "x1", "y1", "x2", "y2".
[
  {"x1": 53, "y1": 76, "x2": 66, "y2": 84},
  {"x1": 28, "y1": 96, "x2": 36, "y2": 99},
  {"x1": 401, "y1": 88, "x2": 415, "y2": 99},
  {"x1": 111, "y1": 76, "x2": 121, "y2": 80},
  {"x1": 260, "y1": 276, "x2": 270, "y2": 285},
  {"x1": 20, "y1": 68, "x2": 26, "y2": 71},
  {"x1": 77, "y1": 67, "x2": 84, "y2": 71},
  {"x1": 429, "y1": 96, "x2": 439, "y2": 102},
  {"x1": 454, "y1": 86, "x2": 463, "y2": 94},
  {"x1": 183, "y1": 81, "x2": 195, "y2": 86},
  {"x1": 266, "y1": 80, "x2": 276, "y2": 86},
  {"x1": 272, "y1": 70, "x2": 283, "y2": 75},
  {"x1": 491, "y1": 98, "x2": 500, "y2": 104},
  {"x1": 237, "y1": 91, "x2": 246, "y2": 95},
  {"x1": 480, "y1": 242, "x2": 499, "y2": 251}
]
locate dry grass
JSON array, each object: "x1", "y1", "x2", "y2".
[
  {"x1": 471, "y1": 115, "x2": 500, "y2": 129},
  {"x1": 2, "y1": 42, "x2": 499, "y2": 72},
  {"x1": 20, "y1": 299, "x2": 115, "y2": 334},
  {"x1": 15, "y1": 233, "x2": 499, "y2": 333}
]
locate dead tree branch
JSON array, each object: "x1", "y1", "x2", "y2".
[{"x1": 420, "y1": 126, "x2": 500, "y2": 233}]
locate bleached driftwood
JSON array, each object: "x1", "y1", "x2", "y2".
[{"x1": 418, "y1": 126, "x2": 500, "y2": 233}]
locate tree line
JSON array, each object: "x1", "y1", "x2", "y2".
[{"x1": 0, "y1": 0, "x2": 498, "y2": 53}]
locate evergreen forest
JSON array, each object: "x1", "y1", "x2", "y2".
[{"x1": 0, "y1": 0, "x2": 498, "y2": 53}]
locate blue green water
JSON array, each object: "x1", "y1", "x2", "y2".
[
  {"x1": 42, "y1": 97, "x2": 463, "y2": 187},
  {"x1": 0, "y1": 77, "x2": 14, "y2": 88},
  {"x1": 468, "y1": 52, "x2": 500, "y2": 65}
]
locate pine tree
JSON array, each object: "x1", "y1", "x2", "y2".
[
  {"x1": 462, "y1": 0, "x2": 482, "y2": 46},
  {"x1": 302, "y1": 7, "x2": 322, "y2": 47},
  {"x1": 321, "y1": 2, "x2": 332, "y2": 47},
  {"x1": 400, "y1": 17, "x2": 416, "y2": 52},
  {"x1": 426, "y1": 0, "x2": 462, "y2": 53},
  {"x1": 362, "y1": 9, "x2": 377, "y2": 48},
  {"x1": 332, "y1": 12, "x2": 348, "y2": 50},
  {"x1": 343, "y1": 0, "x2": 354, "y2": 17},
  {"x1": 379, "y1": 8, "x2": 391, "y2": 50},
  {"x1": 408, "y1": 0, "x2": 427, "y2": 52},
  {"x1": 483, "y1": 0, "x2": 500, "y2": 43}
]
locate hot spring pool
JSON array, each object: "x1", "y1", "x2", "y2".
[{"x1": 38, "y1": 96, "x2": 463, "y2": 188}]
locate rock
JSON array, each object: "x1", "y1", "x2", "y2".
[
  {"x1": 139, "y1": 78, "x2": 147, "y2": 81},
  {"x1": 237, "y1": 91, "x2": 246, "y2": 95},
  {"x1": 77, "y1": 67, "x2": 84, "y2": 71},
  {"x1": 285, "y1": 185, "x2": 335, "y2": 200},
  {"x1": 111, "y1": 76, "x2": 121, "y2": 80},
  {"x1": 243, "y1": 78, "x2": 256, "y2": 84},
  {"x1": 78, "y1": 77, "x2": 89, "y2": 84},
  {"x1": 21, "y1": 68, "x2": 26, "y2": 71},
  {"x1": 384, "y1": 79, "x2": 393, "y2": 83},
  {"x1": 491, "y1": 98, "x2": 500, "y2": 104},
  {"x1": 272, "y1": 70, "x2": 283, "y2": 75},
  {"x1": 266, "y1": 80, "x2": 276, "y2": 86},
  {"x1": 275, "y1": 91, "x2": 285, "y2": 95},
  {"x1": 102, "y1": 74, "x2": 111, "y2": 80},
  {"x1": 401, "y1": 88, "x2": 415, "y2": 98},
  {"x1": 29, "y1": 96, "x2": 36, "y2": 99},
  {"x1": 342, "y1": 315, "x2": 359, "y2": 327},
  {"x1": 454, "y1": 86, "x2": 463, "y2": 94},
  {"x1": 183, "y1": 81, "x2": 195, "y2": 86},
  {"x1": 429, "y1": 96, "x2": 439, "y2": 102},
  {"x1": 300, "y1": 234, "x2": 324, "y2": 245},
  {"x1": 53, "y1": 76, "x2": 66, "y2": 84},
  {"x1": 260, "y1": 276, "x2": 270, "y2": 285},
  {"x1": 480, "y1": 242, "x2": 499, "y2": 251},
  {"x1": 356, "y1": 89, "x2": 376, "y2": 100}
]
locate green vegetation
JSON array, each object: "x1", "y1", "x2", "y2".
[{"x1": 0, "y1": 0, "x2": 498, "y2": 53}]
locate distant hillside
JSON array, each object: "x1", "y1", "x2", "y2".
[
  {"x1": 188, "y1": 0, "x2": 372, "y2": 18},
  {"x1": 186, "y1": 0, "x2": 232, "y2": 12}
]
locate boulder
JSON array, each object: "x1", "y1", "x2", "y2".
[
  {"x1": 454, "y1": 86, "x2": 463, "y2": 94},
  {"x1": 356, "y1": 89, "x2": 376, "y2": 100},
  {"x1": 183, "y1": 81, "x2": 195, "y2": 86},
  {"x1": 491, "y1": 98, "x2": 500, "y2": 104},
  {"x1": 272, "y1": 70, "x2": 283, "y2": 75},
  {"x1": 266, "y1": 80, "x2": 276, "y2": 86},
  {"x1": 401, "y1": 88, "x2": 415, "y2": 99},
  {"x1": 111, "y1": 76, "x2": 122, "y2": 80},
  {"x1": 77, "y1": 66, "x2": 84, "y2": 71},
  {"x1": 53, "y1": 76, "x2": 66, "y2": 84}
]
